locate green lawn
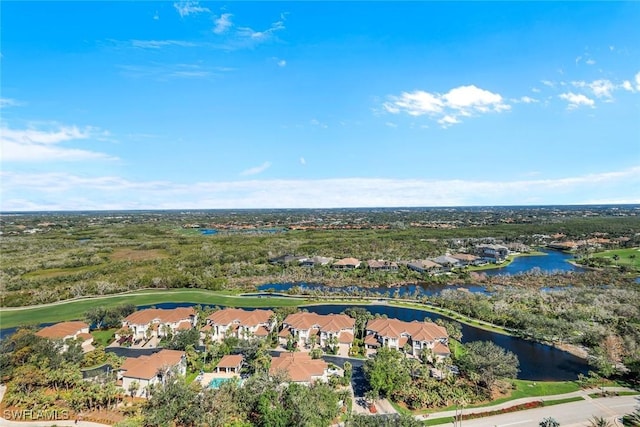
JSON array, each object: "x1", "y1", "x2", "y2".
[
  {"x1": 91, "y1": 328, "x2": 117, "y2": 347},
  {"x1": 420, "y1": 380, "x2": 581, "y2": 414},
  {"x1": 392, "y1": 301, "x2": 514, "y2": 336},
  {"x1": 0, "y1": 289, "x2": 308, "y2": 329},
  {"x1": 542, "y1": 396, "x2": 584, "y2": 406},
  {"x1": 590, "y1": 247, "x2": 640, "y2": 269}
]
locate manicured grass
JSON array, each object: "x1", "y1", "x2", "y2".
[
  {"x1": 542, "y1": 396, "x2": 584, "y2": 406},
  {"x1": 589, "y1": 247, "x2": 640, "y2": 269},
  {"x1": 506, "y1": 380, "x2": 581, "y2": 399},
  {"x1": 185, "y1": 371, "x2": 199, "y2": 384},
  {"x1": 423, "y1": 416, "x2": 454, "y2": 426},
  {"x1": 91, "y1": 328, "x2": 117, "y2": 347},
  {"x1": 420, "y1": 380, "x2": 581, "y2": 414},
  {"x1": 0, "y1": 289, "x2": 308, "y2": 329},
  {"x1": 449, "y1": 340, "x2": 465, "y2": 359}
]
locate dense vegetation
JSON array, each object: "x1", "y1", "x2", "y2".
[
  {"x1": 1, "y1": 207, "x2": 638, "y2": 307},
  {"x1": 0, "y1": 329, "x2": 123, "y2": 418}
]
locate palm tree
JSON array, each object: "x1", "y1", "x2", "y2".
[
  {"x1": 588, "y1": 416, "x2": 613, "y2": 427},
  {"x1": 621, "y1": 407, "x2": 640, "y2": 426},
  {"x1": 128, "y1": 380, "x2": 140, "y2": 400},
  {"x1": 539, "y1": 417, "x2": 560, "y2": 427}
]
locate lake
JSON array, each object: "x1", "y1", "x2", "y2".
[
  {"x1": 483, "y1": 249, "x2": 585, "y2": 276},
  {"x1": 258, "y1": 249, "x2": 584, "y2": 298}
]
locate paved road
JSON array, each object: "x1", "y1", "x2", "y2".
[{"x1": 445, "y1": 395, "x2": 639, "y2": 427}]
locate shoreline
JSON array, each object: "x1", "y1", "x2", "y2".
[{"x1": 1, "y1": 289, "x2": 591, "y2": 365}]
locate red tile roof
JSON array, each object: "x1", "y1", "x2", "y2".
[
  {"x1": 123, "y1": 307, "x2": 196, "y2": 325},
  {"x1": 254, "y1": 326, "x2": 270, "y2": 336},
  {"x1": 216, "y1": 354, "x2": 244, "y2": 369},
  {"x1": 176, "y1": 321, "x2": 192, "y2": 331},
  {"x1": 269, "y1": 352, "x2": 327, "y2": 383},
  {"x1": 36, "y1": 321, "x2": 89, "y2": 339},
  {"x1": 339, "y1": 331, "x2": 354, "y2": 344},
  {"x1": 366, "y1": 318, "x2": 447, "y2": 342},
  {"x1": 333, "y1": 258, "x2": 360, "y2": 267},
  {"x1": 120, "y1": 349, "x2": 185, "y2": 380},
  {"x1": 283, "y1": 312, "x2": 354, "y2": 333},
  {"x1": 433, "y1": 341, "x2": 451, "y2": 355},
  {"x1": 364, "y1": 334, "x2": 380, "y2": 347},
  {"x1": 207, "y1": 308, "x2": 274, "y2": 327}
]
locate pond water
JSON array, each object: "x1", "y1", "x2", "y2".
[
  {"x1": 258, "y1": 249, "x2": 583, "y2": 297},
  {"x1": 303, "y1": 304, "x2": 590, "y2": 381},
  {"x1": 483, "y1": 249, "x2": 585, "y2": 276},
  {"x1": 1, "y1": 300, "x2": 590, "y2": 381},
  {"x1": 257, "y1": 282, "x2": 491, "y2": 298}
]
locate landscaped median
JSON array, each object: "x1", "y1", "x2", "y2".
[{"x1": 417, "y1": 386, "x2": 638, "y2": 425}]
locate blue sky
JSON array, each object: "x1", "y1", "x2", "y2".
[{"x1": 1, "y1": 1, "x2": 639, "y2": 211}]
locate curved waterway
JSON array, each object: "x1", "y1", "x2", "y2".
[
  {"x1": 125, "y1": 302, "x2": 592, "y2": 380},
  {"x1": 1, "y1": 300, "x2": 590, "y2": 381},
  {"x1": 303, "y1": 304, "x2": 590, "y2": 381}
]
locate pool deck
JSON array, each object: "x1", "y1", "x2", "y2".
[{"x1": 199, "y1": 372, "x2": 239, "y2": 388}]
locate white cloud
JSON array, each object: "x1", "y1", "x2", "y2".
[
  {"x1": 130, "y1": 40, "x2": 197, "y2": 49},
  {"x1": 299, "y1": 157, "x2": 306, "y2": 165},
  {"x1": 635, "y1": 72, "x2": 640, "y2": 91},
  {"x1": 559, "y1": 92, "x2": 595, "y2": 109},
  {"x1": 236, "y1": 17, "x2": 285, "y2": 42},
  {"x1": 621, "y1": 80, "x2": 634, "y2": 92},
  {"x1": 385, "y1": 122, "x2": 398, "y2": 128},
  {"x1": 0, "y1": 98, "x2": 22, "y2": 108},
  {"x1": 118, "y1": 63, "x2": 224, "y2": 80},
  {"x1": 1, "y1": 124, "x2": 116, "y2": 162},
  {"x1": 2, "y1": 167, "x2": 638, "y2": 211},
  {"x1": 588, "y1": 79, "x2": 615, "y2": 99},
  {"x1": 586, "y1": 58, "x2": 596, "y2": 65},
  {"x1": 174, "y1": 1, "x2": 210, "y2": 17},
  {"x1": 213, "y1": 13, "x2": 233, "y2": 34},
  {"x1": 518, "y1": 96, "x2": 538, "y2": 104},
  {"x1": 240, "y1": 161, "x2": 272, "y2": 176},
  {"x1": 309, "y1": 119, "x2": 327, "y2": 128},
  {"x1": 384, "y1": 85, "x2": 509, "y2": 127},
  {"x1": 153, "y1": 11, "x2": 159, "y2": 20},
  {"x1": 277, "y1": 59, "x2": 287, "y2": 67},
  {"x1": 437, "y1": 115, "x2": 460, "y2": 128}
]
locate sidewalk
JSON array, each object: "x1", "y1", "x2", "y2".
[{"x1": 416, "y1": 386, "x2": 636, "y2": 421}]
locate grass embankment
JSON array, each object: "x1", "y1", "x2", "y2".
[
  {"x1": 0, "y1": 289, "x2": 307, "y2": 329},
  {"x1": 390, "y1": 301, "x2": 515, "y2": 336},
  {"x1": 91, "y1": 328, "x2": 117, "y2": 347},
  {"x1": 419, "y1": 380, "x2": 581, "y2": 415}
]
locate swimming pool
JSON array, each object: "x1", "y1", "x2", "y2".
[{"x1": 208, "y1": 377, "x2": 242, "y2": 389}]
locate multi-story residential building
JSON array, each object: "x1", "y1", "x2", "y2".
[
  {"x1": 475, "y1": 244, "x2": 509, "y2": 262},
  {"x1": 36, "y1": 321, "x2": 94, "y2": 352},
  {"x1": 118, "y1": 349, "x2": 186, "y2": 398},
  {"x1": 278, "y1": 312, "x2": 355, "y2": 355},
  {"x1": 269, "y1": 352, "x2": 330, "y2": 385},
  {"x1": 364, "y1": 318, "x2": 450, "y2": 358},
  {"x1": 121, "y1": 307, "x2": 197, "y2": 341},
  {"x1": 202, "y1": 308, "x2": 274, "y2": 342}
]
